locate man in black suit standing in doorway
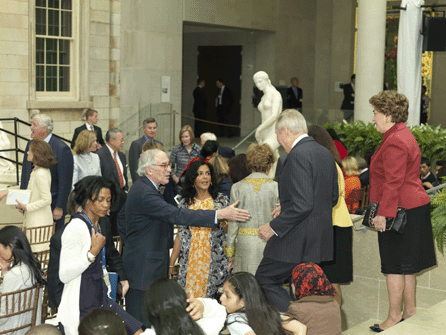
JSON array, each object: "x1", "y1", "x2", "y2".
[
  {"x1": 192, "y1": 78, "x2": 208, "y2": 137},
  {"x1": 216, "y1": 79, "x2": 234, "y2": 137},
  {"x1": 341, "y1": 74, "x2": 355, "y2": 112},
  {"x1": 286, "y1": 77, "x2": 303, "y2": 111},
  {"x1": 256, "y1": 109, "x2": 339, "y2": 312}
]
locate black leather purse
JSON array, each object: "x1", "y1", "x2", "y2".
[{"x1": 362, "y1": 202, "x2": 407, "y2": 234}]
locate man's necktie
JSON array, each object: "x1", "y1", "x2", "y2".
[{"x1": 113, "y1": 151, "x2": 125, "y2": 189}]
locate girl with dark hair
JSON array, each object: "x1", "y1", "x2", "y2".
[
  {"x1": 78, "y1": 308, "x2": 127, "y2": 335},
  {"x1": 14, "y1": 139, "x2": 56, "y2": 252},
  {"x1": 0, "y1": 225, "x2": 45, "y2": 333},
  {"x1": 326, "y1": 128, "x2": 348, "y2": 160},
  {"x1": 286, "y1": 263, "x2": 341, "y2": 335},
  {"x1": 228, "y1": 154, "x2": 250, "y2": 184},
  {"x1": 220, "y1": 272, "x2": 306, "y2": 335},
  {"x1": 56, "y1": 176, "x2": 143, "y2": 335},
  {"x1": 169, "y1": 161, "x2": 229, "y2": 298},
  {"x1": 308, "y1": 125, "x2": 353, "y2": 306},
  {"x1": 144, "y1": 278, "x2": 226, "y2": 335}
]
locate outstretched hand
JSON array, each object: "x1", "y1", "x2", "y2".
[
  {"x1": 217, "y1": 200, "x2": 250, "y2": 222},
  {"x1": 186, "y1": 291, "x2": 204, "y2": 321}
]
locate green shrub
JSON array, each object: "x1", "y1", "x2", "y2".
[{"x1": 324, "y1": 121, "x2": 446, "y2": 163}]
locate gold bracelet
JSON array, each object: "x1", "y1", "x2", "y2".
[{"x1": 169, "y1": 265, "x2": 175, "y2": 268}]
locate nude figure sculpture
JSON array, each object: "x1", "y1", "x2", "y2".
[{"x1": 253, "y1": 71, "x2": 282, "y2": 177}]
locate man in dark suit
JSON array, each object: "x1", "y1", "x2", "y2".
[
  {"x1": 70, "y1": 109, "x2": 105, "y2": 149},
  {"x1": 123, "y1": 148, "x2": 250, "y2": 325},
  {"x1": 200, "y1": 132, "x2": 235, "y2": 159},
  {"x1": 192, "y1": 78, "x2": 208, "y2": 137},
  {"x1": 256, "y1": 109, "x2": 339, "y2": 312},
  {"x1": 286, "y1": 77, "x2": 303, "y2": 110},
  {"x1": 341, "y1": 74, "x2": 355, "y2": 113},
  {"x1": 96, "y1": 128, "x2": 128, "y2": 235},
  {"x1": 21, "y1": 114, "x2": 73, "y2": 231},
  {"x1": 128, "y1": 117, "x2": 163, "y2": 183},
  {"x1": 216, "y1": 79, "x2": 234, "y2": 137}
]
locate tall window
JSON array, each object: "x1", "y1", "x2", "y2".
[{"x1": 35, "y1": 0, "x2": 72, "y2": 93}]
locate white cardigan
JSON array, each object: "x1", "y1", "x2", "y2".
[{"x1": 57, "y1": 218, "x2": 92, "y2": 335}]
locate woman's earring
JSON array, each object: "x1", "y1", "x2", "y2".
[
  {"x1": 386, "y1": 118, "x2": 389, "y2": 123},
  {"x1": 210, "y1": 182, "x2": 213, "y2": 186}
]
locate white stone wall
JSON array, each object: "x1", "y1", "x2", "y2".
[{"x1": 0, "y1": 0, "x2": 31, "y2": 151}]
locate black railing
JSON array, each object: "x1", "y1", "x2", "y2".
[{"x1": 0, "y1": 117, "x2": 72, "y2": 186}]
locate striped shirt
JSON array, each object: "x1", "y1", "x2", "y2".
[{"x1": 170, "y1": 143, "x2": 201, "y2": 177}]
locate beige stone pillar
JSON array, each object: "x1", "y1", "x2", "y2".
[{"x1": 354, "y1": 0, "x2": 387, "y2": 122}]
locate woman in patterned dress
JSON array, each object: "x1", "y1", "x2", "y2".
[
  {"x1": 225, "y1": 143, "x2": 278, "y2": 275},
  {"x1": 169, "y1": 160, "x2": 229, "y2": 298}
]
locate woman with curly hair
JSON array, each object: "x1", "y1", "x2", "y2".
[
  {"x1": 225, "y1": 143, "x2": 278, "y2": 275},
  {"x1": 169, "y1": 160, "x2": 229, "y2": 298}
]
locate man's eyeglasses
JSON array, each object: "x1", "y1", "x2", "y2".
[{"x1": 155, "y1": 162, "x2": 172, "y2": 170}]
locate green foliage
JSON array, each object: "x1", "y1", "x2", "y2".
[
  {"x1": 431, "y1": 190, "x2": 446, "y2": 254},
  {"x1": 323, "y1": 122, "x2": 446, "y2": 163}
]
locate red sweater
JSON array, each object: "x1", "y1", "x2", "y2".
[{"x1": 369, "y1": 122, "x2": 430, "y2": 218}]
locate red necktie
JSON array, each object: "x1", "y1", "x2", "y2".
[{"x1": 113, "y1": 151, "x2": 124, "y2": 189}]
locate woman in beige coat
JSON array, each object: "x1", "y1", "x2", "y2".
[
  {"x1": 225, "y1": 143, "x2": 278, "y2": 275},
  {"x1": 15, "y1": 140, "x2": 56, "y2": 252}
]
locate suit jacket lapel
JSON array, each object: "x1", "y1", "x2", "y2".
[{"x1": 105, "y1": 149, "x2": 120, "y2": 184}]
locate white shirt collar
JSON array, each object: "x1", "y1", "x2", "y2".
[
  {"x1": 106, "y1": 143, "x2": 116, "y2": 156},
  {"x1": 85, "y1": 123, "x2": 94, "y2": 131},
  {"x1": 146, "y1": 176, "x2": 159, "y2": 189},
  {"x1": 291, "y1": 134, "x2": 309, "y2": 150},
  {"x1": 44, "y1": 133, "x2": 52, "y2": 143}
]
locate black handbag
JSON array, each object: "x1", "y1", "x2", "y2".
[{"x1": 362, "y1": 202, "x2": 407, "y2": 234}]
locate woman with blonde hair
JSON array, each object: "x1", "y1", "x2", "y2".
[
  {"x1": 209, "y1": 155, "x2": 232, "y2": 198},
  {"x1": 170, "y1": 125, "x2": 201, "y2": 184},
  {"x1": 72, "y1": 130, "x2": 101, "y2": 187},
  {"x1": 342, "y1": 156, "x2": 361, "y2": 213},
  {"x1": 225, "y1": 143, "x2": 278, "y2": 274}
]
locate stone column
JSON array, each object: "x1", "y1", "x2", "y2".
[{"x1": 354, "y1": 0, "x2": 387, "y2": 122}]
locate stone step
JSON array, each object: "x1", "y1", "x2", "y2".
[{"x1": 343, "y1": 319, "x2": 380, "y2": 335}]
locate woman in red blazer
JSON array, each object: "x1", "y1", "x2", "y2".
[{"x1": 368, "y1": 91, "x2": 436, "y2": 332}]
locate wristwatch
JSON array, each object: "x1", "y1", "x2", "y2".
[{"x1": 87, "y1": 251, "x2": 96, "y2": 263}]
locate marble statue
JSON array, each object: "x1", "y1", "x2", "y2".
[{"x1": 253, "y1": 71, "x2": 282, "y2": 177}]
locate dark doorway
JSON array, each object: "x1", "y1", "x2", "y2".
[{"x1": 197, "y1": 46, "x2": 242, "y2": 137}]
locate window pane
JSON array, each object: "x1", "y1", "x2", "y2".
[
  {"x1": 36, "y1": 38, "x2": 45, "y2": 64},
  {"x1": 36, "y1": 0, "x2": 46, "y2": 8},
  {"x1": 59, "y1": 66, "x2": 70, "y2": 91},
  {"x1": 36, "y1": 66, "x2": 45, "y2": 91},
  {"x1": 48, "y1": 10, "x2": 59, "y2": 36},
  {"x1": 48, "y1": 0, "x2": 59, "y2": 9},
  {"x1": 36, "y1": 8, "x2": 46, "y2": 35},
  {"x1": 61, "y1": 0, "x2": 71, "y2": 10},
  {"x1": 46, "y1": 66, "x2": 57, "y2": 91},
  {"x1": 61, "y1": 10, "x2": 72, "y2": 37},
  {"x1": 46, "y1": 38, "x2": 57, "y2": 64},
  {"x1": 59, "y1": 40, "x2": 70, "y2": 65}
]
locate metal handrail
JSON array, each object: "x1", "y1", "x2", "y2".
[
  {"x1": 0, "y1": 117, "x2": 72, "y2": 186},
  {"x1": 232, "y1": 122, "x2": 261, "y2": 151}
]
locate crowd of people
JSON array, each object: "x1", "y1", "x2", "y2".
[{"x1": 0, "y1": 90, "x2": 439, "y2": 335}]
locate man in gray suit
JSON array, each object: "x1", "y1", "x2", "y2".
[{"x1": 256, "y1": 109, "x2": 339, "y2": 312}]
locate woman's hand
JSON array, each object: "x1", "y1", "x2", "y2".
[
  {"x1": 373, "y1": 215, "x2": 386, "y2": 232},
  {"x1": 0, "y1": 257, "x2": 11, "y2": 275},
  {"x1": 120, "y1": 280, "x2": 129, "y2": 299},
  {"x1": 89, "y1": 228, "x2": 106, "y2": 256},
  {"x1": 0, "y1": 190, "x2": 7, "y2": 201},
  {"x1": 271, "y1": 204, "x2": 281, "y2": 218},
  {"x1": 15, "y1": 200, "x2": 26, "y2": 213},
  {"x1": 186, "y1": 291, "x2": 204, "y2": 321},
  {"x1": 228, "y1": 257, "x2": 235, "y2": 272}
]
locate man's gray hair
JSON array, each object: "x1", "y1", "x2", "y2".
[
  {"x1": 355, "y1": 156, "x2": 368, "y2": 170},
  {"x1": 137, "y1": 149, "x2": 161, "y2": 176},
  {"x1": 105, "y1": 128, "x2": 122, "y2": 142},
  {"x1": 33, "y1": 114, "x2": 54, "y2": 133},
  {"x1": 275, "y1": 109, "x2": 307, "y2": 134},
  {"x1": 200, "y1": 132, "x2": 217, "y2": 141}
]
